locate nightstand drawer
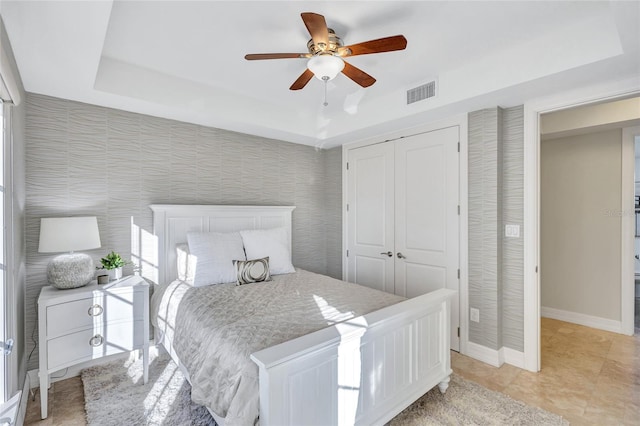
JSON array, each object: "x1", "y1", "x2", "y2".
[
  {"x1": 47, "y1": 319, "x2": 145, "y2": 371},
  {"x1": 46, "y1": 289, "x2": 144, "y2": 338}
]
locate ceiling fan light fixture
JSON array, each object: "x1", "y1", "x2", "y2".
[
  {"x1": 245, "y1": 13, "x2": 407, "y2": 90},
  {"x1": 307, "y1": 54, "x2": 344, "y2": 81}
]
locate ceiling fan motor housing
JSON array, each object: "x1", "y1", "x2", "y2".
[{"x1": 307, "y1": 28, "x2": 344, "y2": 55}]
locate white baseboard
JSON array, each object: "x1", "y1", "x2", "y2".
[
  {"x1": 541, "y1": 306, "x2": 623, "y2": 334},
  {"x1": 465, "y1": 342, "x2": 526, "y2": 369},
  {"x1": 502, "y1": 347, "x2": 525, "y2": 369},
  {"x1": 465, "y1": 341, "x2": 502, "y2": 367}
]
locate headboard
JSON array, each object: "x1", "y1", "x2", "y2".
[{"x1": 150, "y1": 204, "x2": 296, "y2": 285}]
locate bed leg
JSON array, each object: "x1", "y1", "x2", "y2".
[{"x1": 438, "y1": 375, "x2": 451, "y2": 394}]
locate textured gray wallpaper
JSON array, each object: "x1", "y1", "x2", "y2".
[
  {"x1": 24, "y1": 93, "x2": 342, "y2": 370},
  {"x1": 468, "y1": 108, "x2": 502, "y2": 350},
  {"x1": 324, "y1": 146, "x2": 343, "y2": 279},
  {"x1": 468, "y1": 106, "x2": 524, "y2": 352},
  {"x1": 501, "y1": 106, "x2": 524, "y2": 351}
]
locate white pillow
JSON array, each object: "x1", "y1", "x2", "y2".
[
  {"x1": 186, "y1": 231, "x2": 246, "y2": 286},
  {"x1": 175, "y1": 243, "x2": 195, "y2": 284},
  {"x1": 240, "y1": 227, "x2": 295, "y2": 275}
]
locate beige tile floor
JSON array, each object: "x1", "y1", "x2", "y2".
[
  {"x1": 453, "y1": 317, "x2": 640, "y2": 425},
  {"x1": 24, "y1": 316, "x2": 640, "y2": 425}
]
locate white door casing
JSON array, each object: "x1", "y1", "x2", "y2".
[
  {"x1": 346, "y1": 126, "x2": 460, "y2": 351},
  {"x1": 621, "y1": 126, "x2": 639, "y2": 336},
  {"x1": 346, "y1": 142, "x2": 395, "y2": 293},
  {"x1": 523, "y1": 77, "x2": 639, "y2": 372},
  {"x1": 0, "y1": 101, "x2": 5, "y2": 404}
]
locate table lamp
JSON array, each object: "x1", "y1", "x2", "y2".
[{"x1": 38, "y1": 216, "x2": 102, "y2": 289}]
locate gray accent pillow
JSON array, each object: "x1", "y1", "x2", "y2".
[{"x1": 233, "y1": 257, "x2": 271, "y2": 285}]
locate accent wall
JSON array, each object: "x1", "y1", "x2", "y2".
[{"x1": 24, "y1": 93, "x2": 342, "y2": 370}]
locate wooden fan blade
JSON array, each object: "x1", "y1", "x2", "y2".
[
  {"x1": 301, "y1": 12, "x2": 329, "y2": 47},
  {"x1": 290, "y1": 69, "x2": 314, "y2": 90},
  {"x1": 245, "y1": 53, "x2": 309, "y2": 60},
  {"x1": 342, "y1": 61, "x2": 376, "y2": 88},
  {"x1": 338, "y1": 35, "x2": 407, "y2": 57}
]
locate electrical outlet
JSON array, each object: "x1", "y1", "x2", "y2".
[
  {"x1": 470, "y1": 308, "x2": 480, "y2": 323},
  {"x1": 505, "y1": 224, "x2": 520, "y2": 238}
]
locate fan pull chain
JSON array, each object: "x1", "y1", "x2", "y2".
[{"x1": 322, "y1": 76, "x2": 329, "y2": 106}]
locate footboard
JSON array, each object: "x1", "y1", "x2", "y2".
[{"x1": 251, "y1": 288, "x2": 455, "y2": 426}]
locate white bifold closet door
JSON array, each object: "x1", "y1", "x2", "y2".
[{"x1": 346, "y1": 126, "x2": 460, "y2": 350}]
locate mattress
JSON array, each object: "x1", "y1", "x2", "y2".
[{"x1": 151, "y1": 268, "x2": 404, "y2": 426}]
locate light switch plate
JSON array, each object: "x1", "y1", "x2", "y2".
[
  {"x1": 505, "y1": 224, "x2": 520, "y2": 238},
  {"x1": 470, "y1": 308, "x2": 480, "y2": 323}
]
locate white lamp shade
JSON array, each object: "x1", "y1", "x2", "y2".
[
  {"x1": 38, "y1": 216, "x2": 102, "y2": 253},
  {"x1": 307, "y1": 54, "x2": 345, "y2": 81}
]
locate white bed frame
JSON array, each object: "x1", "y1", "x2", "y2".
[{"x1": 150, "y1": 204, "x2": 454, "y2": 426}]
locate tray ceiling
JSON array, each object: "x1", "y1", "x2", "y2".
[{"x1": 1, "y1": 1, "x2": 639, "y2": 148}]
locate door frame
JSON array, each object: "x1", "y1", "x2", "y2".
[
  {"x1": 0, "y1": 101, "x2": 5, "y2": 404},
  {"x1": 622, "y1": 126, "x2": 640, "y2": 336},
  {"x1": 342, "y1": 113, "x2": 469, "y2": 354},
  {"x1": 523, "y1": 76, "x2": 640, "y2": 372}
]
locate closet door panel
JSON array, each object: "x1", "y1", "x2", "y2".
[
  {"x1": 402, "y1": 143, "x2": 447, "y2": 253},
  {"x1": 402, "y1": 263, "x2": 446, "y2": 299},
  {"x1": 352, "y1": 256, "x2": 391, "y2": 293},
  {"x1": 394, "y1": 126, "x2": 460, "y2": 350},
  {"x1": 346, "y1": 143, "x2": 395, "y2": 293}
]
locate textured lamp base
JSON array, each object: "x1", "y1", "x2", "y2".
[{"x1": 47, "y1": 253, "x2": 95, "y2": 289}]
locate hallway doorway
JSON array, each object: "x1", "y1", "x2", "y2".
[{"x1": 538, "y1": 98, "x2": 640, "y2": 363}]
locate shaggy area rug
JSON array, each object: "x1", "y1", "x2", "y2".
[
  {"x1": 390, "y1": 374, "x2": 568, "y2": 426},
  {"x1": 82, "y1": 354, "x2": 568, "y2": 426},
  {"x1": 82, "y1": 353, "x2": 215, "y2": 426}
]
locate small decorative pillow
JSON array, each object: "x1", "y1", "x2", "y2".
[{"x1": 234, "y1": 257, "x2": 271, "y2": 285}]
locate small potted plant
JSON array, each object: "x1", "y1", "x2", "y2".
[{"x1": 99, "y1": 251, "x2": 129, "y2": 281}]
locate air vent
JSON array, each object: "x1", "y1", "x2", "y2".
[{"x1": 407, "y1": 81, "x2": 436, "y2": 105}]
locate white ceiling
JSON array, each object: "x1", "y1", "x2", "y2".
[{"x1": 1, "y1": 1, "x2": 639, "y2": 148}]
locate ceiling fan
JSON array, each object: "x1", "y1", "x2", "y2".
[{"x1": 244, "y1": 12, "x2": 407, "y2": 91}]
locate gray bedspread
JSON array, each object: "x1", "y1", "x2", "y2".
[{"x1": 151, "y1": 268, "x2": 404, "y2": 426}]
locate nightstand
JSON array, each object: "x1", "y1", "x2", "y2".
[{"x1": 37, "y1": 275, "x2": 149, "y2": 419}]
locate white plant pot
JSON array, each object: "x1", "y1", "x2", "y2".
[{"x1": 108, "y1": 267, "x2": 123, "y2": 281}]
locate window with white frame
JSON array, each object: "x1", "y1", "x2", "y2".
[{"x1": 0, "y1": 99, "x2": 6, "y2": 404}]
